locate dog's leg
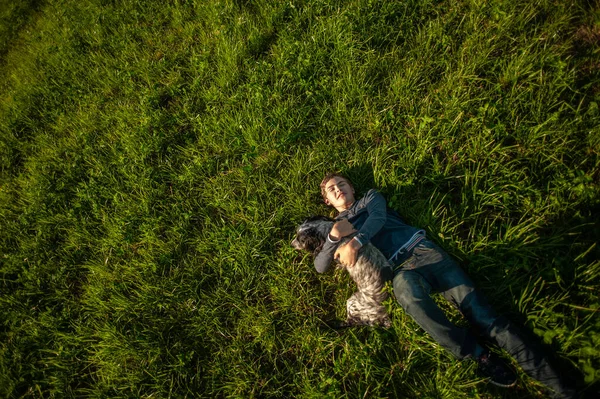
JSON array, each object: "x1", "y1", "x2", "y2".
[
  {"x1": 346, "y1": 292, "x2": 379, "y2": 327},
  {"x1": 346, "y1": 292, "x2": 392, "y2": 328},
  {"x1": 346, "y1": 292, "x2": 367, "y2": 326}
]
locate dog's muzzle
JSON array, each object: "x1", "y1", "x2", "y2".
[{"x1": 291, "y1": 238, "x2": 302, "y2": 250}]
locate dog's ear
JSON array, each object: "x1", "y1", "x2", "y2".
[
  {"x1": 305, "y1": 215, "x2": 334, "y2": 223},
  {"x1": 303, "y1": 234, "x2": 324, "y2": 255}
]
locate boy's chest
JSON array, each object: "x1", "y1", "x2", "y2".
[{"x1": 338, "y1": 205, "x2": 369, "y2": 226}]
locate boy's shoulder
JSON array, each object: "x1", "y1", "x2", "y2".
[
  {"x1": 355, "y1": 189, "x2": 385, "y2": 209},
  {"x1": 361, "y1": 188, "x2": 384, "y2": 200}
]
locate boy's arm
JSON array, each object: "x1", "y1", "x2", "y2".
[
  {"x1": 353, "y1": 189, "x2": 387, "y2": 245},
  {"x1": 334, "y1": 190, "x2": 388, "y2": 266},
  {"x1": 314, "y1": 219, "x2": 356, "y2": 273},
  {"x1": 314, "y1": 236, "x2": 340, "y2": 273}
]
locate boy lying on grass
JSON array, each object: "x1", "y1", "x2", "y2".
[{"x1": 316, "y1": 172, "x2": 576, "y2": 399}]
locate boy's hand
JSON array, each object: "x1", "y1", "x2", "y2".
[
  {"x1": 335, "y1": 238, "x2": 361, "y2": 267},
  {"x1": 329, "y1": 220, "x2": 356, "y2": 240}
]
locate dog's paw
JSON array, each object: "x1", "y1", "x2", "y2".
[
  {"x1": 380, "y1": 318, "x2": 392, "y2": 328},
  {"x1": 325, "y1": 319, "x2": 352, "y2": 330}
]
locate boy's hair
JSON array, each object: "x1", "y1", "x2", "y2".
[{"x1": 320, "y1": 172, "x2": 354, "y2": 201}]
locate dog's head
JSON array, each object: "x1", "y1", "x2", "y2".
[{"x1": 291, "y1": 216, "x2": 335, "y2": 255}]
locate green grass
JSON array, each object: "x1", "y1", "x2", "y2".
[{"x1": 1, "y1": 0, "x2": 599, "y2": 397}]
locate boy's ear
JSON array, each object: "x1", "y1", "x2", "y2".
[{"x1": 324, "y1": 198, "x2": 331, "y2": 205}]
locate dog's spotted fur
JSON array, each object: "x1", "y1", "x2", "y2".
[{"x1": 292, "y1": 216, "x2": 391, "y2": 328}]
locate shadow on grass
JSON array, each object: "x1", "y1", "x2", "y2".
[
  {"x1": 0, "y1": 0, "x2": 44, "y2": 62},
  {"x1": 327, "y1": 163, "x2": 599, "y2": 396}
]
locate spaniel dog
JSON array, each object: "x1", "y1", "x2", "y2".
[{"x1": 292, "y1": 216, "x2": 392, "y2": 328}]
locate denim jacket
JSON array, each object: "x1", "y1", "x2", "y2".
[{"x1": 314, "y1": 189, "x2": 423, "y2": 273}]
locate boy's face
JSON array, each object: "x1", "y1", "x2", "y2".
[{"x1": 323, "y1": 176, "x2": 355, "y2": 211}]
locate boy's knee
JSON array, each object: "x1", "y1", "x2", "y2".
[{"x1": 392, "y1": 272, "x2": 426, "y2": 307}]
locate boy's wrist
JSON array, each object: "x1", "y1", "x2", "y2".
[
  {"x1": 351, "y1": 236, "x2": 362, "y2": 248},
  {"x1": 327, "y1": 234, "x2": 341, "y2": 243}
]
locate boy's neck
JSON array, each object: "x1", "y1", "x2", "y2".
[{"x1": 336, "y1": 201, "x2": 354, "y2": 213}]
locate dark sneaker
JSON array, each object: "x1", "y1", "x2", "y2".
[{"x1": 476, "y1": 352, "x2": 517, "y2": 388}]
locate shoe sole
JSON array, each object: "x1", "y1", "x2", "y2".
[{"x1": 487, "y1": 378, "x2": 517, "y2": 388}]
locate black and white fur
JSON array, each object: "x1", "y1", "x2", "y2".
[{"x1": 291, "y1": 216, "x2": 392, "y2": 328}]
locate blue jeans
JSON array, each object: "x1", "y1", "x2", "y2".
[{"x1": 392, "y1": 239, "x2": 573, "y2": 398}]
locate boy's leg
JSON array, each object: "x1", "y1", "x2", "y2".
[
  {"x1": 429, "y1": 243, "x2": 575, "y2": 398},
  {"x1": 482, "y1": 316, "x2": 576, "y2": 398},
  {"x1": 392, "y1": 267, "x2": 485, "y2": 359},
  {"x1": 393, "y1": 241, "x2": 519, "y2": 387}
]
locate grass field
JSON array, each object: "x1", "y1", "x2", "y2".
[{"x1": 1, "y1": 0, "x2": 599, "y2": 397}]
